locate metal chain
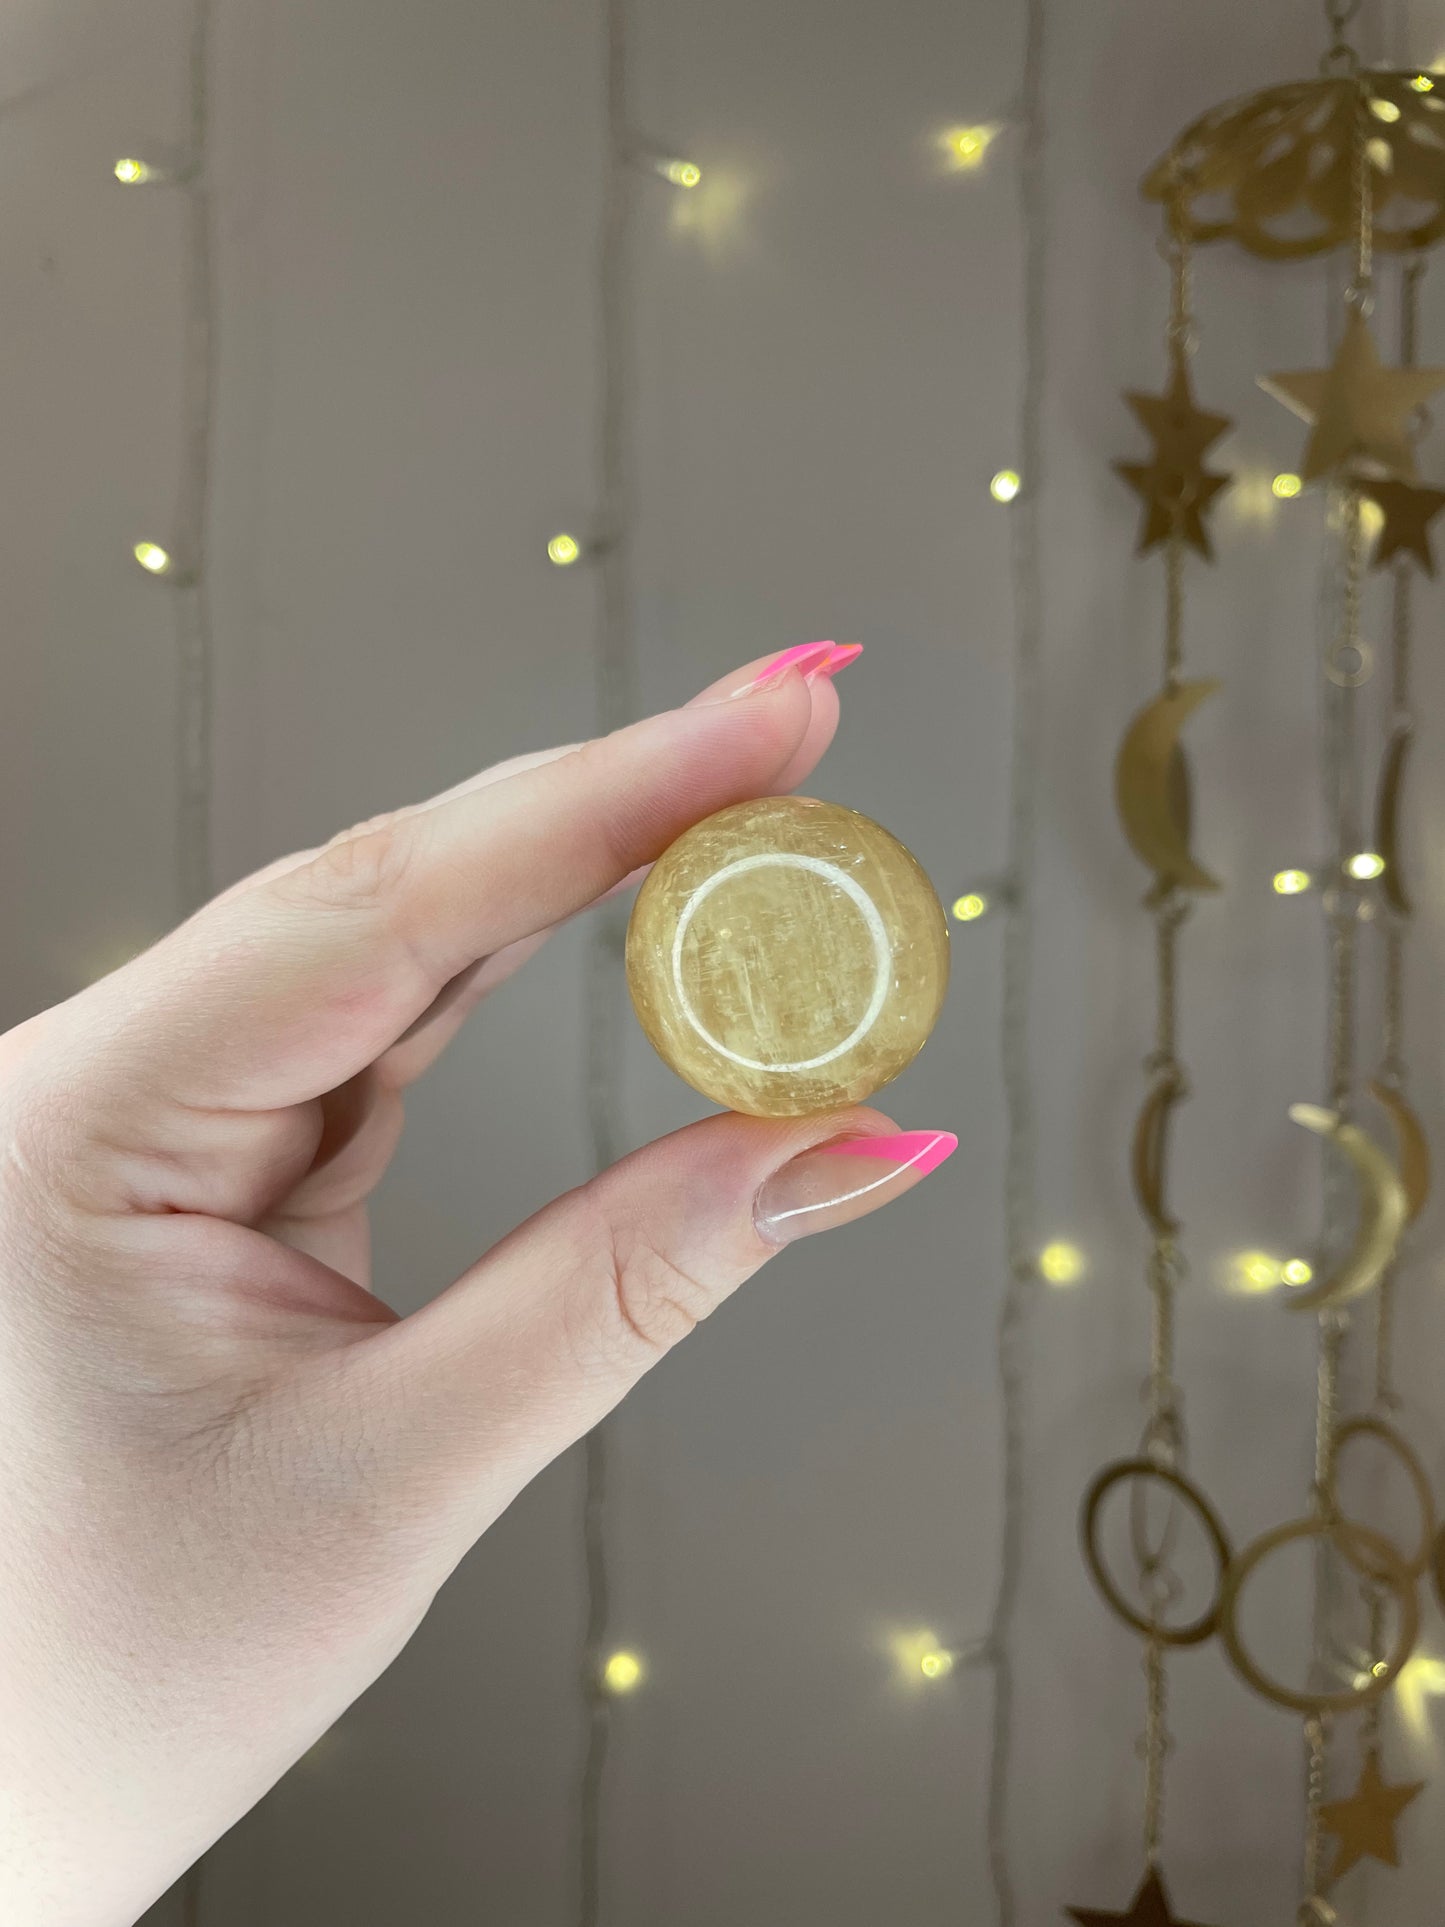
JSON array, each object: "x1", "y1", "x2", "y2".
[{"x1": 1141, "y1": 1635, "x2": 1170, "y2": 1867}]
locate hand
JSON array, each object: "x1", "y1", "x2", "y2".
[{"x1": 0, "y1": 644, "x2": 956, "y2": 1927}]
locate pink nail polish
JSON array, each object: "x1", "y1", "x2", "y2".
[
  {"x1": 753, "y1": 1130, "x2": 958, "y2": 1247},
  {"x1": 819, "y1": 642, "x2": 863, "y2": 679},
  {"x1": 734, "y1": 642, "x2": 833, "y2": 695}
]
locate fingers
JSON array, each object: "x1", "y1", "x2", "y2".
[
  {"x1": 343, "y1": 1108, "x2": 955, "y2": 1560},
  {"x1": 67, "y1": 650, "x2": 851, "y2": 1127}
]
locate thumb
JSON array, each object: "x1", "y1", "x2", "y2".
[{"x1": 352, "y1": 1111, "x2": 956, "y2": 1557}]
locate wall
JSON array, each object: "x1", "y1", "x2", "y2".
[{"x1": 4, "y1": 0, "x2": 1445, "y2": 1922}]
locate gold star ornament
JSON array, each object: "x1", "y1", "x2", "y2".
[
  {"x1": 1114, "y1": 352, "x2": 1233, "y2": 559},
  {"x1": 1362, "y1": 478, "x2": 1445, "y2": 575},
  {"x1": 1066, "y1": 1866, "x2": 1216, "y2": 1927},
  {"x1": 1259, "y1": 309, "x2": 1445, "y2": 483},
  {"x1": 1319, "y1": 1746, "x2": 1424, "y2": 1883}
]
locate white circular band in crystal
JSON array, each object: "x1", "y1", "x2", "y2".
[{"x1": 670, "y1": 853, "x2": 893, "y2": 1075}]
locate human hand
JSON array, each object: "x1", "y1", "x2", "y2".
[{"x1": 0, "y1": 644, "x2": 956, "y2": 1926}]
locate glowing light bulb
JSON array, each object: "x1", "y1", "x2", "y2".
[
  {"x1": 1411, "y1": 73, "x2": 1435, "y2": 92},
  {"x1": 990, "y1": 469, "x2": 1021, "y2": 503},
  {"x1": 1397, "y1": 1653, "x2": 1445, "y2": 1736},
  {"x1": 1236, "y1": 1251, "x2": 1281, "y2": 1292},
  {"x1": 952, "y1": 892, "x2": 988, "y2": 922},
  {"x1": 1281, "y1": 1258, "x2": 1314, "y2": 1287},
  {"x1": 1039, "y1": 1242, "x2": 1083, "y2": 1285},
  {"x1": 1359, "y1": 496, "x2": 1386, "y2": 540},
  {"x1": 654, "y1": 157, "x2": 702, "y2": 188},
  {"x1": 1272, "y1": 472, "x2": 1302, "y2": 499},
  {"x1": 133, "y1": 541, "x2": 173, "y2": 576},
  {"x1": 1347, "y1": 851, "x2": 1385, "y2": 881},
  {"x1": 602, "y1": 1650, "x2": 644, "y2": 1694},
  {"x1": 547, "y1": 532, "x2": 582, "y2": 567},
  {"x1": 114, "y1": 157, "x2": 156, "y2": 185},
  {"x1": 944, "y1": 125, "x2": 997, "y2": 169},
  {"x1": 1369, "y1": 97, "x2": 1402, "y2": 122},
  {"x1": 920, "y1": 1649, "x2": 955, "y2": 1680},
  {"x1": 1273, "y1": 868, "x2": 1312, "y2": 896}
]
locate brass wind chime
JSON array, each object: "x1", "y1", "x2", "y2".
[{"x1": 1073, "y1": 8, "x2": 1445, "y2": 1924}]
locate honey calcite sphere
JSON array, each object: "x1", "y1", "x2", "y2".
[{"x1": 626, "y1": 795, "x2": 950, "y2": 1118}]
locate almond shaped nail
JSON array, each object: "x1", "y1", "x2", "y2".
[{"x1": 754, "y1": 1130, "x2": 958, "y2": 1247}]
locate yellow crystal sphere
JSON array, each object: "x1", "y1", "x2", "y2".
[{"x1": 626, "y1": 796, "x2": 950, "y2": 1117}]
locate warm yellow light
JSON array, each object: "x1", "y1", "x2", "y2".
[
  {"x1": 1273, "y1": 868, "x2": 1312, "y2": 896},
  {"x1": 1397, "y1": 1654, "x2": 1445, "y2": 1736},
  {"x1": 953, "y1": 892, "x2": 988, "y2": 922},
  {"x1": 1359, "y1": 496, "x2": 1386, "y2": 540},
  {"x1": 1370, "y1": 97, "x2": 1403, "y2": 122},
  {"x1": 920, "y1": 1649, "x2": 955, "y2": 1680},
  {"x1": 1281, "y1": 1258, "x2": 1314, "y2": 1287},
  {"x1": 1271, "y1": 471, "x2": 1302, "y2": 499},
  {"x1": 1412, "y1": 73, "x2": 1435, "y2": 92},
  {"x1": 1347, "y1": 851, "x2": 1386, "y2": 881},
  {"x1": 602, "y1": 1650, "x2": 644, "y2": 1694},
  {"x1": 944, "y1": 125, "x2": 998, "y2": 169},
  {"x1": 654, "y1": 157, "x2": 702, "y2": 189},
  {"x1": 1236, "y1": 1251, "x2": 1281, "y2": 1292},
  {"x1": 133, "y1": 541, "x2": 173, "y2": 576},
  {"x1": 990, "y1": 469, "x2": 1021, "y2": 503},
  {"x1": 1039, "y1": 1242, "x2": 1083, "y2": 1285},
  {"x1": 547, "y1": 532, "x2": 581, "y2": 567},
  {"x1": 114, "y1": 157, "x2": 155, "y2": 185}
]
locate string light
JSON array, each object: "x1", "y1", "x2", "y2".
[
  {"x1": 920, "y1": 1648, "x2": 956, "y2": 1680},
  {"x1": 601, "y1": 1650, "x2": 644, "y2": 1694},
  {"x1": 1235, "y1": 1250, "x2": 1282, "y2": 1292},
  {"x1": 651, "y1": 156, "x2": 702, "y2": 188},
  {"x1": 1273, "y1": 867, "x2": 1312, "y2": 895},
  {"x1": 114, "y1": 156, "x2": 159, "y2": 185},
  {"x1": 1411, "y1": 73, "x2": 1436, "y2": 93},
  {"x1": 990, "y1": 468, "x2": 1022, "y2": 502},
  {"x1": 1359, "y1": 494, "x2": 1386, "y2": 540},
  {"x1": 1039, "y1": 1241, "x2": 1083, "y2": 1285},
  {"x1": 133, "y1": 540, "x2": 175, "y2": 576},
  {"x1": 942, "y1": 124, "x2": 1000, "y2": 170},
  {"x1": 547, "y1": 531, "x2": 583, "y2": 567},
  {"x1": 953, "y1": 891, "x2": 989, "y2": 922},
  {"x1": 1281, "y1": 1258, "x2": 1314, "y2": 1287},
  {"x1": 1272, "y1": 471, "x2": 1303, "y2": 499},
  {"x1": 1346, "y1": 850, "x2": 1385, "y2": 881}
]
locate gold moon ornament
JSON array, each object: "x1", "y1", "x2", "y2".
[
  {"x1": 1375, "y1": 724, "x2": 1414, "y2": 917},
  {"x1": 1131, "y1": 1069, "x2": 1186, "y2": 1237},
  {"x1": 1369, "y1": 1077, "x2": 1431, "y2": 1224},
  {"x1": 1114, "y1": 680, "x2": 1221, "y2": 899},
  {"x1": 1283, "y1": 1103, "x2": 1409, "y2": 1313}
]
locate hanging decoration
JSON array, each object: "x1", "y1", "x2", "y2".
[
  {"x1": 1069, "y1": 173, "x2": 1230, "y2": 1927},
  {"x1": 1078, "y1": 5, "x2": 1444, "y2": 1923}
]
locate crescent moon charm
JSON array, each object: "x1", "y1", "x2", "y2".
[
  {"x1": 1283, "y1": 1103, "x2": 1409, "y2": 1313},
  {"x1": 1369, "y1": 1078, "x2": 1431, "y2": 1224},
  {"x1": 1114, "y1": 680, "x2": 1222, "y2": 898},
  {"x1": 1375, "y1": 725, "x2": 1413, "y2": 917},
  {"x1": 1132, "y1": 1069, "x2": 1186, "y2": 1236}
]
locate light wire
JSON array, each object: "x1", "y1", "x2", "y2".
[
  {"x1": 578, "y1": 0, "x2": 636, "y2": 1921},
  {"x1": 984, "y1": 0, "x2": 1048, "y2": 1918}
]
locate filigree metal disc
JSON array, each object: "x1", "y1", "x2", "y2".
[{"x1": 1144, "y1": 72, "x2": 1445, "y2": 259}]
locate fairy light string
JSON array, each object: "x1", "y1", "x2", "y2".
[
  {"x1": 984, "y1": 0, "x2": 1048, "y2": 1918},
  {"x1": 578, "y1": 1, "x2": 637, "y2": 1921}
]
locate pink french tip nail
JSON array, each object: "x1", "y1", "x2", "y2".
[
  {"x1": 818, "y1": 1130, "x2": 959, "y2": 1176},
  {"x1": 820, "y1": 642, "x2": 863, "y2": 678},
  {"x1": 754, "y1": 642, "x2": 833, "y2": 686}
]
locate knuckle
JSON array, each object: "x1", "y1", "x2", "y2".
[
  {"x1": 283, "y1": 817, "x2": 418, "y2": 916},
  {"x1": 600, "y1": 1219, "x2": 719, "y2": 1361}
]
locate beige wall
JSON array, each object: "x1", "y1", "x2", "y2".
[{"x1": 4, "y1": 0, "x2": 1444, "y2": 1921}]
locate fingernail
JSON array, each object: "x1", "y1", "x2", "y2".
[
  {"x1": 727, "y1": 642, "x2": 833, "y2": 698},
  {"x1": 819, "y1": 642, "x2": 863, "y2": 678},
  {"x1": 753, "y1": 1130, "x2": 958, "y2": 1248}
]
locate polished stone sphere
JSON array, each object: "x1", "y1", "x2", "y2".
[{"x1": 626, "y1": 795, "x2": 950, "y2": 1117}]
